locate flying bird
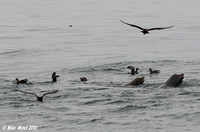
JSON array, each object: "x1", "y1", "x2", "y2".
[
  {"x1": 17, "y1": 89, "x2": 59, "y2": 102},
  {"x1": 120, "y1": 19, "x2": 173, "y2": 35}
]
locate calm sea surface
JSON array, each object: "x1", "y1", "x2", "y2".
[{"x1": 0, "y1": 0, "x2": 200, "y2": 132}]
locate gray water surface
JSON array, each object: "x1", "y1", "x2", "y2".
[{"x1": 1, "y1": 0, "x2": 200, "y2": 132}]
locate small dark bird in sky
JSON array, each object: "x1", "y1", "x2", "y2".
[
  {"x1": 120, "y1": 19, "x2": 173, "y2": 35},
  {"x1": 17, "y1": 89, "x2": 59, "y2": 102}
]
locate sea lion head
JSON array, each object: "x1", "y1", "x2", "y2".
[
  {"x1": 176, "y1": 73, "x2": 184, "y2": 86},
  {"x1": 139, "y1": 77, "x2": 145, "y2": 84},
  {"x1": 125, "y1": 77, "x2": 145, "y2": 86},
  {"x1": 132, "y1": 77, "x2": 144, "y2": 85},
  {"x1": 164, "y1": 73, "x2": 184, "y2": 87}
]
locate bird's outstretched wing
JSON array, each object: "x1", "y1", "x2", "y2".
[
  {"x1": 120, "y1": 19, "x2": 144, "y2": 30},
  {"x1": 147, "y1": 26, "x2": 173, "y2": 31},
  {"x1": 17, "y1": 89, "x2": 38, "y2": 97},
  {"x1": 42, "y1": 90, "x2": 59, "y2": 97}
]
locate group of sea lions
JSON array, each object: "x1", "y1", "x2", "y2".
[
  {"x1": 124, "y1": 73, "x2": 184, "y2": 88},
  {"x1": 117, "y1": 20, "x2": 183, "y2": 87},
  {"x1": 78, "y1": 66, "x2": 184, "y2": 88},
  {"x1": 15, "y1": 20, "x2": 178, "y2": 102},
  {"x1": 15, "y1": 67, "x2": 184, "y2": 102},
  {"x1": 123, "y1": 66, "x2": 184, "y2": 87}
]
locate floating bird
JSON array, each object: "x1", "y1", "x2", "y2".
[
  {"x1": 120, "y1": 19, "x2": 173, "y2": 35},
  {"x1": 52, "y1": 72, "x2": 59, "y2": 82},
  {"x1": 80, "y1": 77, "x2": 87, "y2": 83},
  {"x1": 127, "y1": 66, "x2": 135, "y2": 75},
  {"x1": 127, "y1": 66, "x2": 139, "y2": 75},
  {"x1": 17, "y1": 89, "x2": 58, "y2": 102},
  {"x1": 16, "y1": 78, "x2": 28, "y2": 84},
  {"x1": 135, "y1": 68, "x2": 139, "y2": 74},
  {"x1": 149, "y1": 68, "x2": 160, "y2": 74}
]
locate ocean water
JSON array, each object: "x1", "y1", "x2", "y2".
[{"x1": 0, "y1": 0, "x2": 200, "y2": 131}]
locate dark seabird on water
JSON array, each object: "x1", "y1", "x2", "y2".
[
  {"x1": 120, "y1": 19, "x2": 173, "y2": 35},
  {"x1": 149, "y1": 68, "x2": 160, "y2": 74},
  {"x1": 52, "y1": 72, "x2": 59, "y2": 82},
  {"x1": 127, "y1": 66, "x2": 139, "y2": 75},
  {"x1": 80, "y1": 77, "x2": 88, "y2": 83},
  {"x1": 16, "y1": 78, "x2": 28, "y2": 84},
  {"x1": 17, "y1": 89, "x2": 59, "y2": 102}
]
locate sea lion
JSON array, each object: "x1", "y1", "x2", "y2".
[
  {"x1": 52, "y1": 72, "x2": 59, "y2": 82},
  {"x1": 120, "y1": 19, "x2": 173, "y2": 35},
  {"x1": 80, "y1": 77, "x2": 87, "y2": 83},
  {"x1": 16, "y1": 78, "x2": 28, "y2": 84},
  {"x1": 160, "y1": 73, "x2": 184, "y2": 88},
  {"x1": 149, "y1": 68, "x2": 160, "y2": 74},
  {"x1": 17, "y1": 89, "x2": 58, "y2": 102},
  {"x1": 124, "y1": 77, "x2": 145, "y2": 86}
]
